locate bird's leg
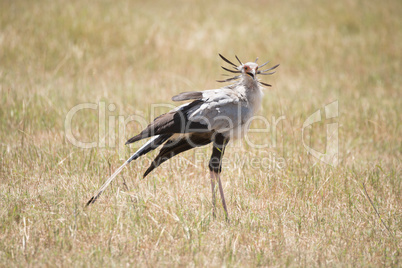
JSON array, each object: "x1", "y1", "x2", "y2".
[
  {"x1": 210, "y1": 171, "x2": 217, "y2": 218},
  {"x1": 215, "y1": 171, "x2": 229, "y2": 220},
  {"x1": 209, "y1": 134, "x2": 229, "y2": 221}
]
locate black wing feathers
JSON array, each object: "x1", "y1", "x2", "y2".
[
  {"x1": 125, "y1": 100, "x2": 208, "y2": 145},
  {"x1": 127, "y1": 134, "x2": 172, "y2": 163}
]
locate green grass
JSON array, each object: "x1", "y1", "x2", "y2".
[{"x1": 0, "y1": 0, "x2": 401, "y2": 266}]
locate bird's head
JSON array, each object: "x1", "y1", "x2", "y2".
[
  {"x1": 238, "y1": 62, "x2": 259, "y2": 81},
  {"x1": 217, "y1": 54, "x2": 279, "y2": 87}
]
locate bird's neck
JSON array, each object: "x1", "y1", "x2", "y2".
[
  {"x1": 240, "y1": 76, "x2": 261, "y2": 93},
  {"x1": 241, "y1": 76, "x2": 259, "y2": 89},
  {"x1": 240, "y1": 77, "x2": 263, "y2": 113}
]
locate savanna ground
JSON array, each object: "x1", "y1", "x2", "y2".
[{"x1": 0, "y1": 0, "x2": 401, "y2": 266}]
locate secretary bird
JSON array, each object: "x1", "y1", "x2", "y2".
[{"x1": 86, "y1": 54, "x2": 279, "y2": 219}]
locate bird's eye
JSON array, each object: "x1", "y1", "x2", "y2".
[{"x1": 244, "y1": 66, "x2": 249, "y2": 71}]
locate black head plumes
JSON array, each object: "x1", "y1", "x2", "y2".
[{"x1": 217, "y1": 54, "x2": 279, "y2": 87}]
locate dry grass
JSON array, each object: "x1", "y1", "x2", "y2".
[{"x1": 0, "y1": 0, "x2": 401, "y2": 266}]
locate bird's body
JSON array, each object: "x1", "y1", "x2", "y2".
[
  {"x1": 172, "y1": 84, "x2": 262, "y2": 140},
  {"x1": 86, "y1": 54, "x2": 279, "y2": 219}
]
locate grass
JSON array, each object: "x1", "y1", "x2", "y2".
[{"x1": 0, "y1": 0, "x2": 401, "y2": 266}]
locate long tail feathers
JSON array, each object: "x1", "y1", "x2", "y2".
[
  {"x1": 86, "y1": 160, "x2": 129, "y2": 206},
  {"x1": 86, "y1": 135, "x2": 171, "y2": 206}
]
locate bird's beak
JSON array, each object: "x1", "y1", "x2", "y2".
[{"x1": 247, "y1": 69, "x2": 256, "y2": 80}]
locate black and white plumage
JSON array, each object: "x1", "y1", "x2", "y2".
[{"x1": 86, "y1": 54, "x2": 279, "y2": 219}]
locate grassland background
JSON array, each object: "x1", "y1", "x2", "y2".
[{"x1": 0, "y1": 0, "x2": 401, "y2": 266}]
